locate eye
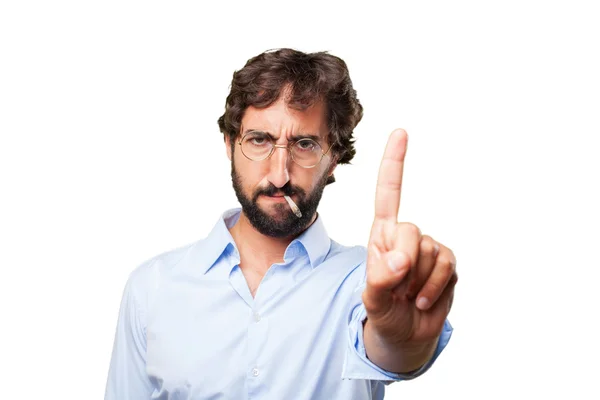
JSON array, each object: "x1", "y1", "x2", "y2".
[
  {"x1": 295, "y1": 139, "x2": 317, "y2": 152},
  {"x1": 244, "y1": 134, "x2": 271, "y2": 147}
]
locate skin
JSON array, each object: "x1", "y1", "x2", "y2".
[
  {"x1": 225, "y1": 98, "x2": 457, "y2": 373},
  {"x1": 362, "y1": 129, "x2": 458, "y2": 373},
  {"x1": 225, "y1": 96, "x2": 336, "y2": 296}
]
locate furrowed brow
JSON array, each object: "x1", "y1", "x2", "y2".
[
  {"x1": 243, "y1": 129, "x2": 276, "y2": 141},
  {"x1": 291, "y1": 133, "x2": 321, "y2": 142},
  {"x1": 243, "y1": 129, "x2": 323, "y2": 143}
]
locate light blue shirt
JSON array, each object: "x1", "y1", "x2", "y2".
[{"x1": 105, "y1": 208, "x2": 452, "y2": 399}]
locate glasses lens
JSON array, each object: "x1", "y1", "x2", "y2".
[
  {"x1": 291, "y1": 139, "x2": 322, "y2": 167},
  {"x1": 241, "y1": 133, "x2": 273, "y2": 160}
]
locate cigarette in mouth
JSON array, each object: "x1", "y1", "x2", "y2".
[{"x1": 284, "y1": 195, "x2": 302, "y2": 218}]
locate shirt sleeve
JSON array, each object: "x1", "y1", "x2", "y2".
[
  {"x1": 104, "y1": 267, "x2": 155, "y2": 399},
  {"x1": 341, "y1": 262, "x2": 453, "y2": 382},
  {"x1": 342, "y1": 303, "x2": 453, "y2": 382}
]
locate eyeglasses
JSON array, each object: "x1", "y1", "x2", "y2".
[{"x1": 237, "y1": 131, "x2": 331, "y2": 168}]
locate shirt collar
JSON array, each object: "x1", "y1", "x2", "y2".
[
  {"x1": 291, "y1": 211, "x2": 331, "y2": 269},
  {"x1": 197, "y1": 209, "x2": 240, "y2": 275},
  {"x1": 197, "y1": 208, "x2": 331, "y2": 274}
]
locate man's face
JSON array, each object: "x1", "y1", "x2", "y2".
[{"x1": 226, "y1": 97, "x2": 336, "y2": 238}]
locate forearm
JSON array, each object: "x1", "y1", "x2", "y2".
[{"x1": 363, "y1": 318, "x2": 439, "y2": 373}]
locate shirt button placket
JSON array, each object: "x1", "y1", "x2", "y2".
[{"x1": 247, "y1": 307, "x2": 267, "y2": 397}]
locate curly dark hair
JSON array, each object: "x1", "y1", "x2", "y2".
[{"x1": 217, "y1": 48, "x2": 363, "y2": 182}]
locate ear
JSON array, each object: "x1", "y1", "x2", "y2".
[
  {"x1": 324, "y1": 154, "x2": 339, "y2": 185},
  {"x1": 327, "y1": 162, "x2": 337, "y2": 178},
  {"x1": 225, "y1": 135, "x2": 233, "y2": 161},
  {"x1": 326, "y1": 155, "x2": 338, "y2": 177}
]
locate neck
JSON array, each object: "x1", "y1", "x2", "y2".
[{"x1": 229, "y1": 210, "x2": 317, "y2": 274}]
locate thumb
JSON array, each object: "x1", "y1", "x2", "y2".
[{"x1": 364, "y1": 246, "x2": 411, "y2": 313}]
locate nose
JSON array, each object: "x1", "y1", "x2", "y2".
[{"x1": 267, "y1": 145, "x2": 291, "y2": 188}]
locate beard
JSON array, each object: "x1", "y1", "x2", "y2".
[{"x1": 231, "y1": 163, "x2": 328, "y2": 238}]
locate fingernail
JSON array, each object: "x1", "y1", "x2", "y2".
[
  {"x1": 417, "y1": 297, "x2": 430, "y2": 310},
  {"x1": 433, "y1": 243, "x2": 440, "y2": 257},
  {"x1": 387, "y1": 251, "x2": 409, "y2": 273}
]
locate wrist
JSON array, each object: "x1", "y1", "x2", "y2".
[{"x1": 363, "y1": 318, "x2": 439, "y2": 373}]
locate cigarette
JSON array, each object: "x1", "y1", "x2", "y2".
[{"x1": 284, "y1": 195, "x2": 302, "y2": 218}]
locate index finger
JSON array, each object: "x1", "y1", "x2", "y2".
[{"x1": 374, "y1": 129, "x2": 408, "y2": 222}]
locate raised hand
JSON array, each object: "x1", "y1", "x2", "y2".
[{"x1": 362, "y1": 129, "x2": 457, "y2": 356}]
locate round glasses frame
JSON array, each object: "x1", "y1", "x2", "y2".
[{"x1": 237, "y1": 133, "x2": 332, "y2": 169}]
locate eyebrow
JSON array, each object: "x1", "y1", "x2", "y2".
[{"x1": 243, "y1": 129, "x2": 322, "y2": 142}]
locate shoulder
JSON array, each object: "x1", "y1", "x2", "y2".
[
  {"x1": 328, "y1": 240, "x2": 368, "y2": 262},
  {"x1": 324, "y1": 240, "x2": 368, "y2": 283},
  {"x1": 125, "y1": 241, "x2": 200, "y2": 304}
]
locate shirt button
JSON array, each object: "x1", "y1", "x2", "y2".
[
  {"x1": 253, "y1": 312, "x2": 261, "y2": 322},
  {"x1": 252, "y1": 367, "x2": 260, "y2": 377}
]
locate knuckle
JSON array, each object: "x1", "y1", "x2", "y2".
[
  {"x1": 402, "y1": 222, "x2": 421, "y2": 237},
  {"x1": 437, "y1": 256, "x2": 456, "y2": 274},
  {"x1": 436, "y1": 254, "x2": 450, "y2": 266},
  {"x1": 451, "y1": 272, "x2": 459, "y2": 285},
  {"x1": 419, "y1": 235, "x2": 436, "y2": 254},
  {"x1": 421, "y1": 234, "x2": 434, "y2": 242},
  {"x1": 445, "y1": 247, "x2": 457, "y2": 265}
]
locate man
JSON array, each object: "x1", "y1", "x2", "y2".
[{"x1": 105, "y1": 48, "x2": 457, "y2": 399}]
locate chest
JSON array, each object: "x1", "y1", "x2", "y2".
[
  {"x1": 144, "y1": 264, "x2": 363, "y2": 399},
  {"x1": 239, "y1": 265, "x2": 263, "y2": 298}
]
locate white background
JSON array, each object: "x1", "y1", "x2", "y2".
[{"x1": 1, "y1": 1, "x2": 599, "y2": 398}]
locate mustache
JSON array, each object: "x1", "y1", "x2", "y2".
[{"x1": 253, "y1": 183, "x2": 305, "y2": 201}]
